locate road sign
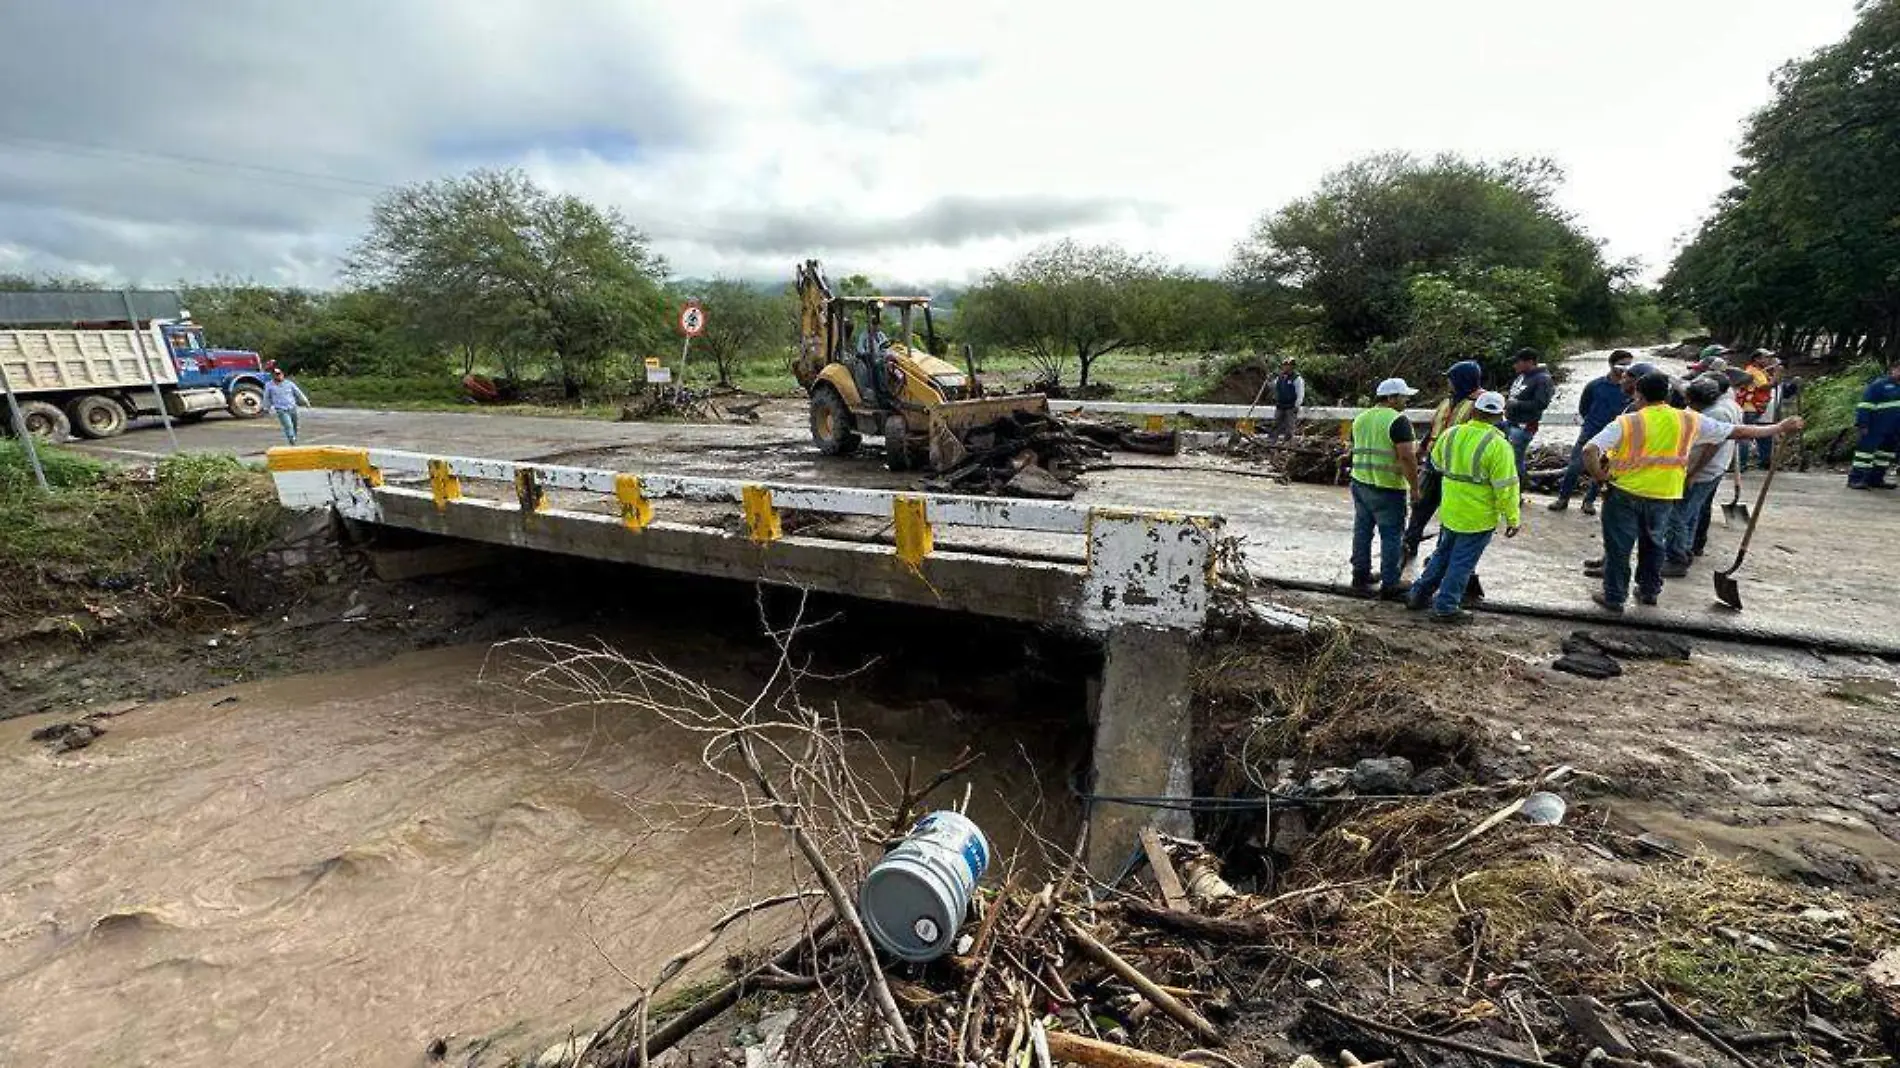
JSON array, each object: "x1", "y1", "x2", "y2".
[
  {"x1": 644, "y1": 357, "x2": 662, "y2": 368},
  {"x1": 678, "y1": 302, "x2": 706, "y2": 337}
]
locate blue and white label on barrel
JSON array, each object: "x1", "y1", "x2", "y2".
[{"x1": 912, "y1": 813, "x2": 989, "y2": 884}]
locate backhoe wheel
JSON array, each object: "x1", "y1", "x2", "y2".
[
  {"x1": 67, "y1": 394, "x2": 128, "y2": 439},
  {"x1": 884, "y1": 416, "x2": 913, "y2": 472},
  {"x1": 18, "y1": 401, "x2": 71, "y2": 442},
  {"x1": 809, "y1": 386, "x2": 859, "y2": 456}
]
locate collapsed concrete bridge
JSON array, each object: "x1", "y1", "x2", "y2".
[{"x1": 267, "y1": 445, "x2": 1227, "y2": 875}]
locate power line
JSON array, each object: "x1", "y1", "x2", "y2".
[{"x1": 0, "y1": 132, "x2": 393, "y2": 195}]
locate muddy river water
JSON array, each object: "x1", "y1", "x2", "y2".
[{"x1": 0, "y1": 638, "x2": 1079, "y2": 1065}]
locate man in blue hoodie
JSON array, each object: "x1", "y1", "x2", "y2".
[
  {"x1": 1548, "y1": 351, "x2": 1633, "y2": 516},
  {"x1": 1504, "y1": 348, "x2": 1556, "y2": 486},
  {"x1": 1402, "y1": 359, "x2": 1485, "y2": 563},
  {"x1": 1848, "y1": 361, "x2": 1900, "y2": 489}
]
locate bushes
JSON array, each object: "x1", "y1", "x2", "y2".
[
  {"x1": 1, "y1": 446, "x2": 283, "y2": 616},
  {"x1": 1796, "y1": 360, "x2": 1882, "y2": 459}
]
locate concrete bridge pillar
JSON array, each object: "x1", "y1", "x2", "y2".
[{"x1": 1086, "y1": 625, "x2": 1196, "y2": 880}]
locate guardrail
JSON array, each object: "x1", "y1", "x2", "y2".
[
  {"x1": 1046, "y1": 399, "x2": 1581, "y2": 430},
  {"x1": 265, "y1": 446, "x2": 1225, "y2": 634}
]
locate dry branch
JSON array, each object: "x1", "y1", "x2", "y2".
[
  {"x1": 1045, "y1": 1029, "x2": 1208, "y2": 1068},
  {"x1": 1059, "y1": 916, "x2": 1222, "y2": 1045}
]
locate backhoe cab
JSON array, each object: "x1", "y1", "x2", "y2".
[{"x1": 792, "y1": 259, "x2": 1048, "y2": 471}]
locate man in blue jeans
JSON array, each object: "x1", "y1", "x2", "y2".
[
  {"x1": 1549, "y1": 352, "x2": 1631, "y2": 515},
  {"x1": 1582, "y1": 372, "x2": 1799, "y2": 612},
  {"x1": 1663, "y1": 374, "x2": 1741, "y2": 576},
  {"x1": 1407, "y1": 391, "x2": 1521, "y2": 623},
  {"x1": 1503, "y1": 348, "x2": 1554, "y2": 486},
  {"x1": 264, "y1": 367, "x2": 312, "y2": 445},
  {"x1": 1348, "y1": 377, "x2": 1422, "y2": 600}
]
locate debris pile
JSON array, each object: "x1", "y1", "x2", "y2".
[
  {"x1": 1215, "y1": 429, "x2": 1352, "y2": 483},
  {"x1": 928, "y1": 413, "x2": 1178, "y2": 500}
]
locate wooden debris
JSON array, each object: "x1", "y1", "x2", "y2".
[
  {"x1": 1045, "y1": 1028, "x2": 1207, "y2": 1068},
  {"x1": 1140, "y1": 828, "x2": 1189, "y2": 912},
  {"x1": 1868, "y1": 948, "x2": 1900, "y2": 1059},
  {"x1": 1059, "y1": 916, "x2": 1223, "y2": 1045}
]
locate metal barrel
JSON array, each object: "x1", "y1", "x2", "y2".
[{"x1": 859, "y1": 811, "x2": 991, "y2": 963}]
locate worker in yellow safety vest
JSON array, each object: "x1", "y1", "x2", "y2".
[
  {"x1": 1582, "y1": 371, "x2": 1802, "y2": 613},
  {"x1": 1405, "y1": 391, "x2": 1519, "y2": 623},
  {"x1": 1348, "y1": 377, "x2": 1422, "y2": 599},
  {"x1": 1402, "y1": 359, "x2": 1485, "y2": 562}
]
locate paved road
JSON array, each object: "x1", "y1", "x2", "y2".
[{"x1": 69, "y1": 388, "x2": 1899, "y2": 655}]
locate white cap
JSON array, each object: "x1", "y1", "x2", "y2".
[
  {"x1": 1474, "y1": 391, "x2": 1506, "y2": 415},
  {"x1": 1375, "y1": 377, "x2": 1418, "y2": 398}
]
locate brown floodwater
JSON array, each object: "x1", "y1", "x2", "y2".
[{"x1": 0, "y1": 637, "x2": 1081, "y2": 1066}]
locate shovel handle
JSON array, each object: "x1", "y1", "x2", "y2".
[{"x1": 1722, "y1": 434, "x2": 1778, "y2": 574}]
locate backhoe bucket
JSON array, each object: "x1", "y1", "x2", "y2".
[{"x1": 925, "y1": 394, "x2": 1051, "y2": 472}]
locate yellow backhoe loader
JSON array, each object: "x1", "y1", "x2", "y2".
[{"x1": 791, "y1": 259, "x2": 1049, "y2": 471}]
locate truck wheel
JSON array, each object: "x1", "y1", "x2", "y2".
[
  {"x1": 18, "y1": 401, "x2": 71, "y2": 442},
  {"x1": 66, "y1": 394, "x2": 128, "y2": 439},
  {"x1": 810, "y1": 386, "x2": 860, "y2": 456},
  {"x1": 228, "y1": 382, "x2": 266, "y2": 418},
  {"x1": 884, "y1": 416, "x2": 913, "y2": 472}
]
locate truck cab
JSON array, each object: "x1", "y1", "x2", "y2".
[{"x1": 159, "y1": 320, "x2": 270, "y2": 416}]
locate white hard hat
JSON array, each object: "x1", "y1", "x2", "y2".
[
  {"x1": 1375, "y1": 377, "x2": 1418, "y2": 398},
  {"x1": 1474, "y1": 391, "x2": 1507, "y2": 415}
]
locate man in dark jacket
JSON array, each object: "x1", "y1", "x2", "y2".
[
  {"x1": 1504, "y1": 347, "x2": 1555, "y2": 485},
  {"x1": 1549, "y1": 351, "x2": 1632, "y2": 515},
  {"x1": 1267, "y1": 358, "x2": 1305, "y2": 441},
  {"x1": 1402, "y1": 359, "x2": 1485, "y2": 562}
]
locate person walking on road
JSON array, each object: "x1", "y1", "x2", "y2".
[
  {"x1": 1662, "y1": 374, "x2": 1741, "y2": 576},
  {"x1": 1407, "y1": 391, "x2": 1520, "y2": 624},
  {"x1": 1402, "y1": 359, "x2": 1484, "y2": 562},
  {"x1": 265, "y1": 367, "x2": 312, "y2": 446},
  {"x1": 1582, "y1": 372, "x2": 1801, "y2": 613},
  {"x1": 1848, "y1": 360, "x2": 1900, "y2": 490},
  {"x1": 1349, "y1": 377, "x2": 1422, "y2": 600},
  {"x1": 1267, "y1": 358, "x2": 1306, "y2": 441},
  {"x1": 1504, "y1": 348, "x2": 1555, "y2": 484},
  {"x1": 1549, "y1": 351, "x2": 1632, "y2": 516}
]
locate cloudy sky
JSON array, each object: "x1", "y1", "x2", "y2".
[{"x1": 0, "y1": 0, "x2": 1862, "y2": 289}]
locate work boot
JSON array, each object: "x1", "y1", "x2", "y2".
[
  {"x1": 1349, "y1": 579, "x2": 1377, "y2": 599},
  {"x1": 1580, "y1": 499, "x2": 1597, "y2": 516},
  {"x1": 1660, "y1": 560, "x2": 1691, "y2": 579},
  {"x1": 1405, "y1": 591, "x2": 1430, "y2": 612},
  {"x1": 1547, "y1": 497, "x2": 1570, "y2": 513},
  {"x1": 1873, "y1": 481, "x2": 1898, "y2": 491},
  {"x1": 1583, "y1": 557, "x2": 1604, "y2": 578},
  {"x1": 1378, "y1": 585, "x2": 1408, "y2": 603},
  {"x1": 1463, "y1": 574, "x2": 1486, "y2": 605},
  {"x1": 1430, "y1": 610, "x2": 1473, "y2": 626},
  {"x1": 1591, "y1": 592, "x2": 1624, "y2": 614},
  {"x1": 1637, "y1": 591, "x2": 1659, "y2": 607}
]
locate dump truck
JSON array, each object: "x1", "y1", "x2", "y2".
[
  {"x1": 792, "y1": 259, "x2": 1048, "y2": 471},
  {"x1": 0, "y1": 290, "x2": 270, "y2": 441}
]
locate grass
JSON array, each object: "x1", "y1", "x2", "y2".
[
  {"x1": 1795, "y1": 359, "x2": 1881, "y2": 459},
  {"x1": 1, "y1": 441, "x2": 284, "y2": 620}
]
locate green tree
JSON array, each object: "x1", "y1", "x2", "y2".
[
  {"x1": 959, "y1": 240, "x2": 1215, "y2": 388},
  {"x1": 1664, "y1": 0, "x2": 1900, "y2": 360},
  {"x1": 348, "y1": 168, "x2": 669, "y2": 397},
  {"x1": 690, "y1": 279, "x2": 793, "y2": 388},
  {"x1": 1229, "y1": 153, "x2": 1616, "y2": 354}
]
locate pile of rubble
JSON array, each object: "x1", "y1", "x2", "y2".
[{"x1": 927, "y1": 413, "x2": 1178, "y2": 500}]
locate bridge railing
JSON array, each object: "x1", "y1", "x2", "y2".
[{"x1": 264, "y1": 445, "x2": 1226, "y2": 634}]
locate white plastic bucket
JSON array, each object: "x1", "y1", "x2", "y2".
[{"x1": 859, "y1": 811, "x2": 991, "y2": 963}]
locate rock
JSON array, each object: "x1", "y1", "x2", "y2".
[
  {"x1": 1305, "y1": 767, "x2": 1352, "y2": 795},
  {"x1": 1554, "y1": 651, "x2": 1622, "y2": 680},
  {"x1": 1289, "y1": 1056, "x2": 1326, "y2": 1068},
  {"x1": 1003, "y1": 464, "x2": 1076, "y2": 500},
  {"x1": 1559, "y1": 995, "x2": 1640, "y2": 1059},
  {"x1": 1866, "y1": 793, "x2": 1900, "y2": 814},
  {"x1": 1859, "y1": 950, "x2": 1900, "y2": 1059},
  {"x1": 339, "y1": 603, "x2": 371, "y2": 623},
  {"x1": 1349, "y1": 756, "x2": 1415, "y2": 795},
  {"x1": 1409, "y1": 766, "x2": 1462, "y2": 794},
  {"x1": 1619, "y1": 998, "x2": 1666, "y2": 1025},
  {"x1": 744, "y1": 1008, "x2": 799, "y2": 1068},
  {"x1": 531, "y1": 1032, "x2": 595, "y2": 1067},
  {"x1": 1798, "y1": 906, "x2": 1850, "y2": 925},
  {"x1": 30, "y1": 721, "x2": 104, "y2": 753},
  {"x1": 1650, "y1": 1051, "x2": 1705, "y2": 1068}
]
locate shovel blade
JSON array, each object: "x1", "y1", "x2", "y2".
[
  {"x1": 1713, "y1": 570, "x2": 1743, "y2": 610},
  {"x1": 1720, "y1": 503, "x2": 1749, "y2": 525}
]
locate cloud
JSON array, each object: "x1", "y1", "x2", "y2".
[{"x1": 0, "y1": 0, "x2": 1868, "y2": 289}]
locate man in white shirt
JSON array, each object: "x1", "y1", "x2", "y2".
[{"x1": 1663, "y1": 373, "x2": 1743, "y2": 576}]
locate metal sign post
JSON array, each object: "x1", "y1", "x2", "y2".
[
  {"x1": 123, "y1": 290, "x2": 180, "y2": 451},
  {"x1": 0, "y1": 353, "x2": 49, "y2": 491},
  {"x1": 677, "y1": 301, "x2": 706, "y2": 386}
]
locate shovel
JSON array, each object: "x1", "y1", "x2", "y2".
[
  {"x1": 1714, "y1": 442, "x2": 1778, "y2": 610},
  {"x1": 1721, "y1": 465, "x2": 1749, "y2": 524}
]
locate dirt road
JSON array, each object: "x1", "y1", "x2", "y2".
[{"x1": 70, "y1": 389, "x2": 1899, "y2": 654}]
